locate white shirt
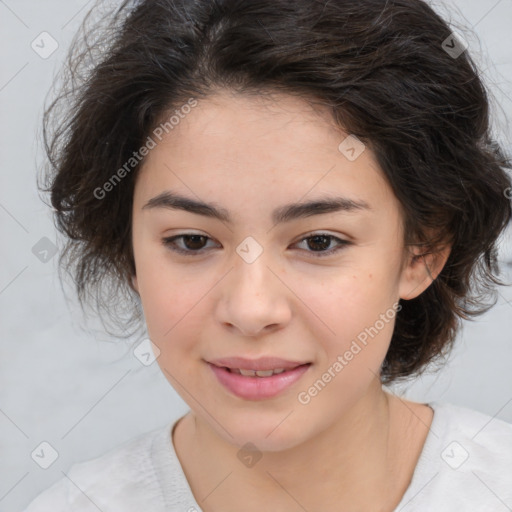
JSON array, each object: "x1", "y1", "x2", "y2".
[{"x1": 22, "y1": 401, "x2": 512, "y2": 511}]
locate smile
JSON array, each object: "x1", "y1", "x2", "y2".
[
  {"x1": 226, "y1": 367, "x2": 287, "y2": 376},
  {"x1": 207, "y1": 362, "x2": 312, "y2": 400}
]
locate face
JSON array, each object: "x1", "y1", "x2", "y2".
[{"x1": 131, "y1": 90, "x2": 431, "y2": 451}]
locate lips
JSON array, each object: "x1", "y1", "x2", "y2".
[{"x1": 206, "y1": 356, "x2": 312, "y2": 400}]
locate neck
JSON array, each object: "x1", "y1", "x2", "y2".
[{"x1": 173, "y1": 380, "x2": 424, "y2": 511}]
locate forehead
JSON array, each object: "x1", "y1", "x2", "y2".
[
  {"x1": 133, "y1": 90, "x2": 397, "y2": 218},
  {"x1": 145, "y1": 90, "x2": 358, "y2": 169}
]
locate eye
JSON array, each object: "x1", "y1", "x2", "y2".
[
  {"x1": 293, "y1": 233, "x2": 351, "y2": 258},
  {"x1": 161, "y1": 232, "x2": 351, "y2": 257},
  {"x1": 162, "y1": 234, "x2": 218, "y2": 255}
]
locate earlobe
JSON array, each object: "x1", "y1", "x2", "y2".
[{"x1": 398, "y1": 244, "x2": 451, "y2": 300}]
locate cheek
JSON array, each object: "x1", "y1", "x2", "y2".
[
  {"x1": 294, "y1": 272, "x2": 399, "y2": 416},
  {"x1": 141, "y1": 278, "x2": 206, "y2": 380},
  {"x1": 299, "y1": 262, "x2": 400, "y2": 371},
  {"x1": 302, "y1": 262, "x2": 399, "y2": 332},
  {"x1": 141, "y1": 278, "x2": 202, "y2": 344},
  {"x1": 133, "y1": 244, "x2": 201, "y2": 344}
]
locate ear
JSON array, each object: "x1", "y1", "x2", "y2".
[{"x1": 398, "y1": 242, "x2": 451, "y2": 300}]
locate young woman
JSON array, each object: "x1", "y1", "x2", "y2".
[{"x1": 25, "y1": 0, "x2": 512, "y2": 510}]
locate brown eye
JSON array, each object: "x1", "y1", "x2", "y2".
[
  {"x1": 305, "y1": 235, "x2": 332, "y2": 252},
  {"x1": 294, "y1": 233, "x2": 351, "y2": 258},
  {"x1": 162, "y1": 234, "x2": 217, "y2": 255},
  {"x1": 180, "y1": 235, "x2": 208, "y2": 250},
  {"x1": 161, "y1": 232, "x2": 351, "y2": 258}
]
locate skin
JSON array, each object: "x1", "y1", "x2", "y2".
[{"x1": 130, "y1": 89, "x2": 450, "y2": 511}]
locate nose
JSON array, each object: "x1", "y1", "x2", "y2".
[{"x1": 216, "y1": 253, "x2": 292, "y2": 337}]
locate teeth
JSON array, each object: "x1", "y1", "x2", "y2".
[
  {"x1": 255, "y1": 369, "x2": 275, "y2": 377},
  {"x1": 239, "y1": 369, "x2": 257, "y2": 376},
  {"x1": 232, "y1": 368, "x2": 287, "y2": 377}
]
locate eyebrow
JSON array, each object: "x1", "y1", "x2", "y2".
[{"x1": 142, "y1": 191, "x2": 371, "y2": 225}]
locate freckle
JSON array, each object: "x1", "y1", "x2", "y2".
[{"x1": 369, "y1": 274, "x2": 372, "y2": 279}]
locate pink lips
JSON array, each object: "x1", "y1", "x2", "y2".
[{"x1": 207, "y1": 356, "x2": 312, "y2": 400}]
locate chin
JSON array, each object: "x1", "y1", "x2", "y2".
[{"x1": 213, "y1": 413, "x2": 314, "y2": 453}]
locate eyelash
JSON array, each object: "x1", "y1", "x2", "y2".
[{"x1": 161, "y1": 232, "x2": 351, "y2": 258}]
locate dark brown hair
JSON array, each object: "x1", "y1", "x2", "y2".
[{"x1": 39, "y1": 0, "x2": 512, "y2": 384}]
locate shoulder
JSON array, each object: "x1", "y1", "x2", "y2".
[
  {"x1": 397, "y1": 401, "x2": 512, "y2": 511},
  {"x1": 22, "y1": 422, "x2": 174, "y2": 512},
  {"x1": 432, "y1": 401, "x2": 512, "y2": 466}
]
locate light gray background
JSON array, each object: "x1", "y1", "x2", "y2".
[{"x1": 1, "y1": 1, "x2": 511, "y2": 511}]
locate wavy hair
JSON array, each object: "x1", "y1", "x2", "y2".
[{"x1": 39, "y1": 0, "x2": 512, "y2": 383}]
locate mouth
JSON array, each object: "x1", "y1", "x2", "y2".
[
  {"x1": 206, "y1": 358, "x2": 312, "y2": 400},
  {"x1": 208, "y1": 355, "x2": 311, "y2": 372},
  {"x1": 218, "y1": 365, "x2": 306, "y2": 377}
]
